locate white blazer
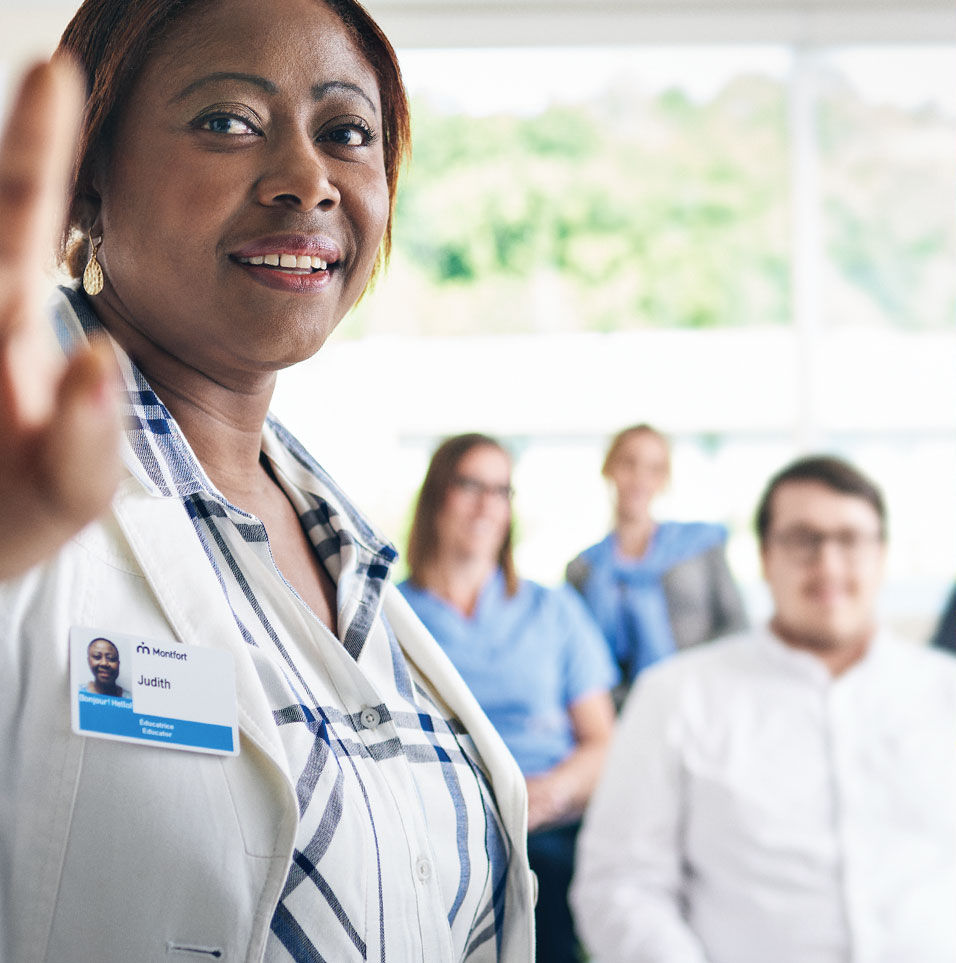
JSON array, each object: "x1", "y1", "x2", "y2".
[{"x1": 0, "y1": 472, "x2": 535, "y2": 963}]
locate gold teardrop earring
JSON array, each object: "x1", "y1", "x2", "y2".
[{"x1": 82, "y1": 232, "x2": 104, "y2": 296}]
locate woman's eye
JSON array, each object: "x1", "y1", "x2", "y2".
[
  {"x1": 199, "y1": 114, "x2": 257, "y2": 136},
  {"x1": 322, "y1": 122, "x2": 374, "y2": 147}
]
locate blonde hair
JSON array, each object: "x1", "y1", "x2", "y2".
[{"x1": 601, "y1": 423, "x2": 671, "y2": 477}]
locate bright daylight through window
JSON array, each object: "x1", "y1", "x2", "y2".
[
  {"x1": 0, "y1": 28, "x2": 951, "y2": 635},
  {"x1": 274, "y1": 43, "x2": 955, "y2": 637}
]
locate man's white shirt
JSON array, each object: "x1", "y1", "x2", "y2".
[{"x1": 571, "y1": 626, "x2": 956, "y2": 963}]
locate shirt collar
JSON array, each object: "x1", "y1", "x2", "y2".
[
  {"x1": 53, "y1": 285, "x2": 206, "y2": 498},
  {"x1": 757, "y1": 620, "x2": 885, "y2": 687},
  {"x1": 261, "y1": 417, "x2": 398, "y2": 572},
  {"x1": 50, "y1": 284, "x2": 398, "y2": 573},
  {"x1": 472, "y1": 568, "x2": 508, "y2": 623}
]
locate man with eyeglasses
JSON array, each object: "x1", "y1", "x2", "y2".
[{"x1": 571, "y1": 455, "x2": 955, "y2": 963}]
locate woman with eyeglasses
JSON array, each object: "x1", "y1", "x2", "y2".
[
  {"x1": 400, "y1": 432, "x2": 618, "y2": 963},
  {"x1": 567, "y1": 423, "x2": 747, "y2": 705}
]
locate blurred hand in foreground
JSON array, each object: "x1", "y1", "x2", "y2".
[{"x1": 0, "y1": 59, "x2": 121, "y2": 580}]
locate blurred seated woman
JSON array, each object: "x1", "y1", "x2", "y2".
[
  {"x1": 0, "y1": 2, "x2": 534, "y2": 959},
  {"x1": 567, "y1": 423, "x2": 746, "y2": 703},
  {"x1": 400, "y1": 433, "x2": 618, "y2": 963}
]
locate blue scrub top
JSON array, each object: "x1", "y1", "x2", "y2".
[{"x1": 399, "y1": 570, "x2": 618, "y2": 776}]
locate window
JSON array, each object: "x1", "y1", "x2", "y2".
[{"x1": 275, "y1": 43, "x2": 955, "y2": 635}]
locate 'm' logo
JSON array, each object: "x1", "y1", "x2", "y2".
[{"x1": 136, "y1": 643, "x2": 151, "y2": 655}]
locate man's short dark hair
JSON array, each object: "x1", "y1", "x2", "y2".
[{"x1": 755, "y1": 455, "x2": 887, "y2": 546}]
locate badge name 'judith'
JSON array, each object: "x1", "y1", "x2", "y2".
[{"x1": 137, "y1": 675, "x2": 172, "y2": 689}]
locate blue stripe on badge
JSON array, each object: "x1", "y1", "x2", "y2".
[{"x1": 78, "y1": 693, "x2": 235, "y2": 752}]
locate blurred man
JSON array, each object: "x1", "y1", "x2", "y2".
[{"x1": 571, "y1": 455, "x2": 955, "y2": 963}]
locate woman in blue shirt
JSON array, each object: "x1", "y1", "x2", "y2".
[
  {"x1": 400, "y1": 432, "x2": 618, "y2": 963},
  {"x1": 567, "y1": 423, "x2": 747, "y2": 703}
]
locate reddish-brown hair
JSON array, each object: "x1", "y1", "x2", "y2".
[
  {"x1": 56, "y1": 0, "x2": 410, "y2": 282},
  {"x1": 406, "y1": 433, "x2": 519, "y2": 597}
]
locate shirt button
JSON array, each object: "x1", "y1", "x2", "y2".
[
  {"x1": 415, "y1": 856, "x2": 432, "y2": 882},
  {"x1": 359, "y1": 706, "x2": 381, "y2": 729}
]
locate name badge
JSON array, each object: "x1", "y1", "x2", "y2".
[{"x1": 70, "y1": 627, "x2": 239, "y2": 755}]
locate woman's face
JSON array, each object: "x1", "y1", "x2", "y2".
[
  {"x1": 88, "y1": 639, "x2": 120, "y2": 687},
  {"x1": 605, "y1": 431, "x2": 670, "y2": 522},
  {"x1": 435, "y1": 445, "x2": 513, "y2": 564},
  {"x1": 94, "y1": 0, "x2": 389, "y2": 381}
]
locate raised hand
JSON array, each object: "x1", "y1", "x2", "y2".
[{"x1": 0, "y1": 59, "x2": 121, "y2": 580}]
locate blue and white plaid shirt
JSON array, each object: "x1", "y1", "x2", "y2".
[{"x1": 54, "y1": 287, "x2": 511, "y2": 963}]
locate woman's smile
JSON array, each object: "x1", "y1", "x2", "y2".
[{"x1": 229, "y1": 231, "x2": 341, "y2": 292}]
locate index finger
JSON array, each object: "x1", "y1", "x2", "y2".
[{"x1": 0, "y1": 58, "x2": 85, "y2": 324}]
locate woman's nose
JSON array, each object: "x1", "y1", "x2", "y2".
[{"x1": 255, "y1": 136, "x2": 341, "y2": 211}]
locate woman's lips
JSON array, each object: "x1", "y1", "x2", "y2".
[
  {"x1": 229, "y1": 234, "x2": 342, "y2": 293},
  {"x1": 231, "y1": 258, "x2": 336, "y2": 293}
]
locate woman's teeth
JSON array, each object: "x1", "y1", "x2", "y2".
[{"x1": 238, "y1": 254, "x2": 328, "y2": 270}]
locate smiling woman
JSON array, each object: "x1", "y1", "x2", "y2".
[
  {"x1": 62, "y1": 0, "x2": 394, "y2": 384},
  {"x1": 400, "y1": 433, "x2": 618, "y2": 963},
  {"x1": 0, "y1": 1, "x2": 533, "y2": 961},
  {"x1": 85, "y1": 637, "x2": 124, "y2": 696}
]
